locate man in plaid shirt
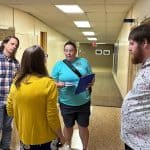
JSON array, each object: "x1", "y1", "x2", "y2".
[{"x1": 0, "y1": 36, "x2": 20, "y2": 150}]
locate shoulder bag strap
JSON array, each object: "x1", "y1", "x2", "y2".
[{"x1": 63, "y1": 59, "x2": 82, "y2": 78}]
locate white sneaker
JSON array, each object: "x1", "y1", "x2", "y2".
[{"x1": 59, "y1": 144, "x2": 71, "y2": 150}]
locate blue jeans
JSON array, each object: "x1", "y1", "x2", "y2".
[{"x1": 0, "y1": 105, "x2": 12, "y2": 149}]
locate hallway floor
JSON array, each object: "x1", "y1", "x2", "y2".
[
  {"x1": 9, "y1": 106, "x2": 124, "y2": 150},
  {"x1": 92, "y1": 72, "x2": 122, "y2": 107}
]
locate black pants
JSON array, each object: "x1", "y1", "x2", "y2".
[
  {"x1": 125, "y1": 144, "x2": 133, "y2": 150},
  {"x1": 21, "y1": 141, "x2": 52, "y2": 150}
]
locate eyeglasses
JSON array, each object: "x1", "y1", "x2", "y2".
[{"x1": 64, "y1": 49, "x2": 75, "y2": 53}]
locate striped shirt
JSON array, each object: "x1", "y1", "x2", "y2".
[{"x1": 0, "y1": 51, "x2": 19, "y2": 106}]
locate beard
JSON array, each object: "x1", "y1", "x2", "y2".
[{"x1": 131, "y1": 45, "x2": 144, "y2": 64}]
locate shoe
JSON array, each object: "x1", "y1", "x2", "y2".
[{"x1": 60, "y1": 144, "x2": 71, "y2": 150}]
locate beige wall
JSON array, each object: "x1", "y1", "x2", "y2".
[
  {"x1": 114, "y1": 0, "x2": 150, "y2": 97},
  {"x1": 0, "y1": 4, "x2": 68, "y2": 72},
  {"x1": 79, "y1": 43, "x2": 114, "y2": 73},
  {"x1": 113, "y1": 23, "x2": 131, "y2": 97}
]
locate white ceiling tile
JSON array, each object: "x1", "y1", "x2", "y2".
[
  {"x1": 87, "y1": 12, "x2": 107, "y2": 22},
  {"x1": 106, "y1": 0, "x2": 136, "y2": 4},
  {"x1": 76, "y1": 0, "x2": 105, "y2": 4},
  {"x1": 106, "y1": 4, "x2": 129, "y2": 12},
  {"x1": 80, "y1": 4, "x2": 105, "y2": 12},
  {"x1": 106, "y1": 12, "x2": 126, "y2": 22}
]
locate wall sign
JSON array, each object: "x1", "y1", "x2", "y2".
[
  {"x1": 95, "y1": 49, "x2": 102, "y2": 55},
  {"x1": 95, "y1": 49, "x2": 110, "y2": 55},
  {"x1": 103, "y1": 50, "x2": 110, "y2": 55}
]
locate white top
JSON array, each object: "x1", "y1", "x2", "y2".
[{"x1": 121, "y1": 58, "x2": 150, "y2": 150}]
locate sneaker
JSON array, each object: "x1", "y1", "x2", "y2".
[{"x1": 59, "y1": 144, "x2": 71, "y2": 150}]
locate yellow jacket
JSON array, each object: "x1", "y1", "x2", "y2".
[{"x1": 6, "y1": 75, "x2": 61, "y2": 145}]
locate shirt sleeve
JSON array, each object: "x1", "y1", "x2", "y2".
[
  {"x1": 85, "y1": 58, "x2": 92, "y2": 74},
  {"x1": 6, "y1": 83, "x2": 16, "y2": 117},
  {"x1": 51, "y1": 61, "x2": 61, "y2": 81},
  {"x1": 46, "y1": 79, "x2": 61, "y2": 131}
]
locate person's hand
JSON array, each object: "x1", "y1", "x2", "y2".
[
  {"x1": 56, "y1": 82, "x2": 65, "y2": 88},
  {"x1": 59, "y1": 135, "x2": 65, "y2": 146}
]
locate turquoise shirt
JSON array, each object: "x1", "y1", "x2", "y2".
[{"x1": 51, "y1": 57, "x2": 92, "y2": 106}]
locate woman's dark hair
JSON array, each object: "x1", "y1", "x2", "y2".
[
  {"x1": 64, "y1": 41, "x2": 77, "y2": 50},
  {"x1": 0, "y1": 36, "x2": 19, "y2": 51},
  {"x1": 15, "y1": 45, "x2": 48, "y2": 87},
  {"x1": 128, "y1": 24, "x2": 150, "y2": 44}
]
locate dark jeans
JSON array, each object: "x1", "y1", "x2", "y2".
[
  {"x1": 125, "y1": 144, "x2": 133, "y2": 150},
  {"x1": 0, "y1": 105, "x2": 12, "y2": 149}
]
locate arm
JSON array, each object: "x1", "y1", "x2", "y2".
[
  {"x1": 86, "y1": 59, "x2": 95, "y2": 87},
  {"x1": 55, "y1": 81, "x2": 65, "y2": 88},
  {"x1": 6, "y1": 84, "x2": 16, "y2": 117},
  {"x1": 51, "y1": 61, "x2": 65, "y2": 88},
  {"x1": 46, "y1": 80, "x2": 65, "y2": 144}
]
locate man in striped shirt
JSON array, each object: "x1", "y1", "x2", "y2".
[
  {"x1": 0, "y1": 36, "x2": 20, "y2": 150},
  {"x1": 121, "y1": 24, "x2": 150, "y2": 150}
]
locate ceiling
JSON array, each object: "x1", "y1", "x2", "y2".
[{"x1": 0, "y1": 0, "x2": 137, "y2": 44}]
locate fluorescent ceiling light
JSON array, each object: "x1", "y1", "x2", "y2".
[
  {"x1": 82, "y1": 32, "x2": 95, "y2": 36},
  {"x1": 87, "y1": 37, "x2": 97, "y2": 41},
  {"x1": 55, "y1": 5, "x2": 83, "y2": 13},
  {"x1": 74, "y1": 21, "x2": 91, "y2": 28}
]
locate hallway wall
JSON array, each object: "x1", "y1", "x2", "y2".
[
  {"x1": 114, "y1": 0, "x2": 150, "y2": 97},
  {"x1": 79, "y1": 43, "x2": 114, "y2": 73},
  {"x1": 0, "y1": 4, "x2": 68, "y2": 71}
]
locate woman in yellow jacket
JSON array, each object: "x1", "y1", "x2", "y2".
[{"x1": 6, "y1": 45, "x2": 65, "y2": 150}]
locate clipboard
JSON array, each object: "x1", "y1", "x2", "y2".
[{"x1": 75, "y1": 73, "x2": 95, "y2": 95}]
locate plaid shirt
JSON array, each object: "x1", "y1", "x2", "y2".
[{"x1": 0, "y1": 51, "x2": 19, "y2": 106}]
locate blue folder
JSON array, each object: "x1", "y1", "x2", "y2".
[{"x1": 75, "y1": 73, "x2": 95, "y2": 95}]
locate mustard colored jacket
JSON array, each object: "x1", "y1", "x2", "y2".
[{"x1": 6, "y1": 75, "x2": 60, "y2": 145}]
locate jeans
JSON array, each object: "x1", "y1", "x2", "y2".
[{"x1": 0, "y1": 105, "x2": 12, "y2": 149}]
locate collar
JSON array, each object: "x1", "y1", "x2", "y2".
[
  {"x1": 2, "y1": 52, "x2": 14, "y2": 62},
  {"x1": 142, "y1": 57, "x2": 150, "y2": 68}
]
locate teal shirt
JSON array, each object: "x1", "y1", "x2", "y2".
[{"x1": 51, "y1": 57, "x2": 92, "y2": 106}]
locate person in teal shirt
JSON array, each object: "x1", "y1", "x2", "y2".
[{"x1": 51, "y1": 41, "x2": 94, "y2": 150}]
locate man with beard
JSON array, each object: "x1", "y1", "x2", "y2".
[{"x1": 121, "y1": 24, "x2": 150, "y2": 150}]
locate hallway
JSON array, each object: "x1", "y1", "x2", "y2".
[{"x1": 0, "y1": 0, "x2": 150, "y2": 150}]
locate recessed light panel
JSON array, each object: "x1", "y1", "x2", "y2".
[
  {"x1": 87, "y1": 37, "x2": 97, "y2": 41},
  {"x1": 74, "y1": 21, "x2": 91, "y2": 28},
  {"x1": 55, "y1": 5, "x2": 83, "y2": 13},
  {"x1": 82, "y1": 32, "x2": 95, "y2": 36}
]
